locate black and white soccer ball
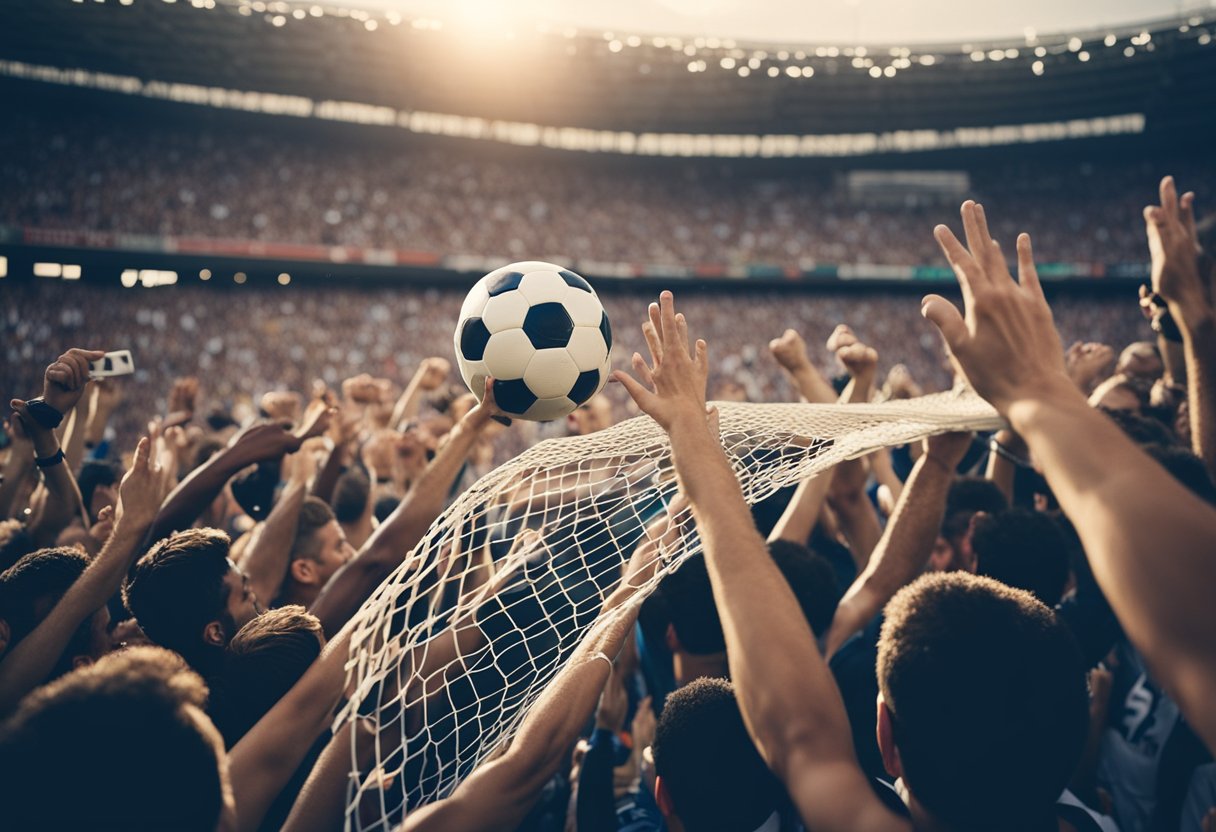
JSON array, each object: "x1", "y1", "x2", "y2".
[{"x1": 454, "y1": 261, "x2": 613, "y2": 421}]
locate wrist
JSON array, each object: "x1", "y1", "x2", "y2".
[
  {"x1": 1006, "y1": 382, "x2": 1092, "y2": 440},
  {"x1": 1178, "y1": 307, "x2": 1216, "y2": 340}
]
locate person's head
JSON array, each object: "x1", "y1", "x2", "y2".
[
  {"x1": 652, "y1": 677, "x2": 781, "y2": 832},
  {"x1": 876, "y1": 572, "x2": 1087, "y2": 831},
  {"x1": 972, "y1": 509, "x2": 1071, "y2": 606},
  {"x1": 208, "y1": 605, "x2": 324, "y2": 747},
  {"x1": 931, "y1": 477, "x2": 1008, "y2": 573},
  {"x1": 0, "y1": 645, "x2": 233, "y2": 831},
  {"x1": 280, "y1": 498, "x2": 354, "y2": 604},
  {"x1": 77, "y1": 460, "x2": 119, "y2": 521},
  {"x1": 1089, "y1": 373, "x2": 1152, "y2": 412},
  {"x1": 124, "y1": 528, "x2": 260, "y2": 677},
  {"x1": 331, "y1": 468, "x2": 371, "y2": 525},
  {"x1": 566, "y1": 393, "x2": 613, "y2": 436},
  {"x1": 0, "y1": 519, "x2": 35, "y2": 573},
  {"x1": 1115, "y1": 341, "x2": 1163, "y2": 380},
  {"x1": 662, "y1": 543, "x2": 838, "y2": 657},
  {"x1": 1100, "y1": 406, "x2": 1178, "y2": 446},
  {"x1": 0, "y1": 548, "x2": 109, "y2": 673}
]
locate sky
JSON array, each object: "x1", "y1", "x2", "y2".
[{"x1": 327, "y1": 0, "x2": 1209, "y2": 44}]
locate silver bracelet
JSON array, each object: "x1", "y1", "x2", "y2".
[{"x1": 988, "y1": 437, "x2": 1031, "y2": 468}]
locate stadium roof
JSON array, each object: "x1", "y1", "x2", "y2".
[{"x1": 0, "y1": 0, "x2": 1213, "y2": 142}]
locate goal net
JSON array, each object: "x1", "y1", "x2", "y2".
[{"x1": 339, "y1": 390, "x2": 1003, "y2": 830}]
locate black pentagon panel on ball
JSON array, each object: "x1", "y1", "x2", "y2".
[
  {"x1": 599, "y1": 311, "x2": 613, "y2": 351},
  {"x1": 493, "y1": 378, "x2": 538, "y2": 415},
  {"x1": 486, "y1": 270, "x2": 525, "y2": 297},
  {"x1": 459, "y1": 317, "x2": 492, "y2": 361},
  {"x1": 559, "y1": 270, "x2": 593, "y2": 293},
  {"x1": 568, "y1": 369, "x2": 601, "y2": 405},
  {"x1": 522, "y1": 302, "x2": 575, "y2": 350}
]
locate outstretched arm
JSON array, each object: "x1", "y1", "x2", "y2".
[
  {"x1": 823, "y1": 432, "x2": 971, "y2": 657},
  {"x1": 922, "y1": 199, "x2": 1216, "y2": 753},
  {"x1": 615, "y1": 292, "x2": 908, "y2": 832},
  {"x1": 0, "y1": 436, "x2": 164, "y2": 714},
  {"x1": 310, "y1": 381, "x2": 501, "y2": 636},
  {"x1": 1146, "y1": 178, "x2": 1216, "y2": 481}
]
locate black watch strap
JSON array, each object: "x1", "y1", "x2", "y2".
[
  {"x1": 35, "y1": 448, "x2": 66, "y2": 469},
  {"x1": 25, "y1": 398, "x2": 65, "y2": 430}
]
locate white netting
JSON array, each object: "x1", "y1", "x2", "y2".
[{"x1": 339, "y1": 390, "x2": 1003, "y2": 830}]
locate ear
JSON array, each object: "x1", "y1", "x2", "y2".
[
  {"x1": 291, "y1": 557, "x2": 318, "y2": 586},
  {"x1": 876, "y1": 694, "x2": 902, "y2": 780},
  {"x1": 927, "y1": 537, "x2": 950, "y2": 571},
  {"x1": 665, "y1": 621, "x2": 681, "y2": 653},
  {"x1": 202, "y1": 619, "x2": 227, "y2": 648},
  {"x1": 654, "y1": 774, "x2": 676, "y2": 819}
]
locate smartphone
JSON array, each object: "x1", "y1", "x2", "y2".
[{"x1": 88, "y1": 350, "x2": 135, "y2": 379}]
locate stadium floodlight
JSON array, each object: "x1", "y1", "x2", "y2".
[
  {"x1": 0, "y1": 256, "x2": 7, "y2": 279},
  {"x1": 1032, "y1": 60, "x2": 1045, "y2": 75},
  {"x1": 1079, "y1": 51, "x2": 1090, "y2": 62}
]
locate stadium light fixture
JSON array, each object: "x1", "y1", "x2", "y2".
[
  {"x1": 62, "y1": 265, "x2": 82, "y2": 280},
  {"x1": 608, "y1": 40, "x2": 622, "y2": 52},
  {"x1": 1199, "y1": 32, "x2": 1212, "y2": 46},
  {"x1": 868, "y1": 66, "x2": 882, "y2": 78},
  {"x1": 0, "y1": 256, "x2": 7, "y2": 279},
  {"x1": 34, "y1": 262, "x2": 62, "y2": 278},
  {"x1": 785, "y1": 66, "x2": 799, "y2": 77},
  {"x1": 1035, "y1": 46, "x2": 1047, "y2": 57},
  {"x1": 1124, "y1": 46, "x2": 1136, "y2": 56},
  {"x1": 121, "y1": 270, "x2": 138, "y2": 288},
  {"x1": 278, "y1": 273, "x2": 291, "y2": 285},
  {"x1": 234, "y1": 272, "x2": 247, "y2": 284},
  {"x1": 766, "y1": 66, "x2": 779, "y2": 77},
  {"x1": 1032, "y1": 60, "x2": 1045, "y2": 75},
  {"x1": 1104, "y1": 33, "x2": 1117, "y2": 47},
  {"x1": 1078, "y1": 51, "x2": 1090, "y2": 61},
  {"x1": 737, "y1": 66, "x2": 750, "y2": 77},
  {"x1": 883, "y1": 66, "x2": 896, "y2": 77},
  {"x1": 199, "y1": 268, "x2": 212, "y2": 281},
  {"x1": 720, "y1": 57, "x2": 735, "y2": 69},
  {"x1": 1068, "y1": 37, "x2": 1083, "y2": 52}
]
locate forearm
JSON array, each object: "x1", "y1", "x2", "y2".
[
  {"x1": 985, "y1": 428, "x2": 1026, "y2": 505},
  {"x1": 869, "y1": 447, "x2": 903, "y2": 506},
  {"x1": 1181, "y1": 315, "x2": 1216, "y2": 480},
  {"x1": 241, "y1": 479, "x2": 307, "y2": 605},
  {"x1": 673, "y1": 425, "x2": 853, "y2": 772},
  {"x1": 1009, "y1": 384, "x2": 1216, "y2": 742},
  {"x1": 61, "y1": 401, "x2": 89, "y2": 474},
  {"x1": 150, "y1": 445, "x2": 254, "y2": 539},
  {"x1": 310, "y1": 441, "x2": 347, "y2": 503},
  {"x1": 26, "y1": 431, "x2": 86, "y2": 542},
  {"x1": 787, "y1": 363, "x2": 838, "y2": 404},
  {"x1": 390, "y1": 376, "x2": 426, "y2": 430},
  {"x1": 0, "y1": 518, "x2": 148, "y2": 713},
  {"x1": 825, "y1": 452, "x2": 953, "y2": 657}
]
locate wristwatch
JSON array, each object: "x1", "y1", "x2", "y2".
[{"x1": 24, "y1": 398, "x2": 65, "y2": 430}]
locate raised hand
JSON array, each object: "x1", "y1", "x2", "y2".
[
  {"x1": 39, "y1": 348, "x2": 106, "y2": 415},
  {"x1": 922, "y1": 431, "x2": 973, "y2": 471},
  {"x1": 229, "y1": 421, "x2": 305, "y2": 464},
  {"x1": 1145, "y1": 176, "x2": 1212, "y2": 328},
  {"x1": 922, "y1": 201, "x2": 1071, "y2": 415},
  {"x1": 612, "y1": 291, "x2": 709, "y2": 433},
  {"x1": 827, "y1": 324, "x2": 878, "y2": 382},
  {"x1": 414, "y1": 357, "x2": 452, "y2": 392},
  {"x1": 768, "y1": 328, "x2": 811, "y2": 373},
  {"x1": 115, "y1": 436, "x2": 167, "y2": 529},
  {"x1": 342, "y1": 373, "x2": 385, "y2": 405},
  {"x1": 167, "y1": 376, "x2": 200, "y2": 419},
  {"x1": 1065, "y1": 341, "x2": 1114, "y2": 392},
  {"x1": 295, "y1": 398, "x2": 337, "y2": 442},
  {"x1": 262, "y1": 390, "x2": 303, "y2": 423}
]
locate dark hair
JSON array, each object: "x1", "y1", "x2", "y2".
[
  {"x1": 124, "y1": 528, "x2": 233, "y2": 675},
  {"x1": 0, "y1": 520, "x2": 36, "y2": 573},
  {"x1": 662, "y1": 543, "x2": 838, "y2": 655},
  {"x1": 877, "y1": 573, "x2": 1087, "y2": 831},
  {"x1": 76, "y1": 460, "x2": 119, "y2": 516},
  {"x1": 1145, "y1": 444, "x2": 1216, "y2": 505},
  {"x1": 1099, "y1": 406, "x2": 1178, "y2": 447},
  {"x1": 0, "y1": 548, "x2": 96, "y2": 678},
  {"x1": 0, "y1": 646, "x2": 224, "y2": 831},
  {"x1": 293, "y1": 497, "x2": 336, "y2": 562},
  {"x1": 190, "y1": 436, "x2": 226, "y2": 475},
  {"x1": 972, "y1": 509, "x2": 1071, "y2": 606},
  {"x1": 941, "y1": 476, "x2": 1008, "y2": 542},
  {"x1": 652, "y1": 677, "x2": 780, "y2": 832},
  {"x1": 374, "y1": 494, "x2": 400, "y2": 524},
  {"x1": 208, "y1": 605, "x2": 323, "y2": 747},
  {"x1": 331, "y1": 468, "x2": 370, "y2": 524}
]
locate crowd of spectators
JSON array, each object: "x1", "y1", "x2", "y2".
[
  {"x1": 1, "y1": 111, "x2": 1212, "y2": 268},
  {"x1": 3, "y1": 103, "x2": 1216, "y2": 832}
]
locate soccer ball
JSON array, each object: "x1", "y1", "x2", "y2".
[{"x1": 454, "y1": 261, "x2": 613, "y2": 421}]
